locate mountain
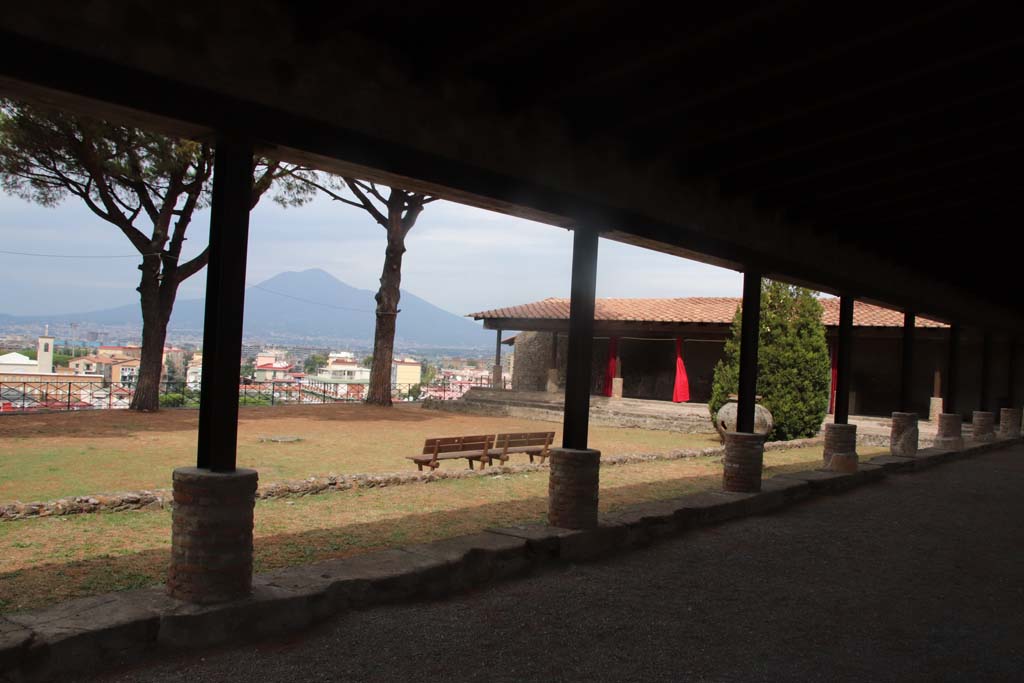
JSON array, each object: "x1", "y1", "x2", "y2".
[{"x1": 8, "y1": 269, "x2": 492, "y2": 349}]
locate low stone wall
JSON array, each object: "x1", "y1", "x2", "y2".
[
  {"x1": 425, "y1": 394, "x2": 715, "y2": 433},
  {"x1": 0, "y1": 491, "x2": 168, "y2": 521},
  {"x1": 0, "y1": 437, "x2": 825, "y2": 522}
]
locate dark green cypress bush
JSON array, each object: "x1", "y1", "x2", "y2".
[{"x1": 709, "y1": 280, "x2": 831, "y2": 441}]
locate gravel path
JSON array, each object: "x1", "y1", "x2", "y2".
[{"x1": 89, "y1": 445, "x2": 1024, "y2": 682}]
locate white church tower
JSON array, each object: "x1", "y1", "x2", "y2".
[{"x1": 37, "y1": 325, "x2": 54, "y2": 374}]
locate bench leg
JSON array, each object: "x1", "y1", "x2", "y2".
[
  {"x1": 467, "y1": 459, "x2": 474, "y2": 470},
  {"x1": 416, "y1": 463, "x2": 423, "y2": 472}
]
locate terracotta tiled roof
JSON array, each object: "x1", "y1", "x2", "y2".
[
  {"x1": 470, "y1": 297, "x2": 947, "y2": 328},
  {"x1": 818, "y1": 298, "x2": 946, "y2": 328}
]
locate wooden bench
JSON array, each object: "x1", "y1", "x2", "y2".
[
  {"x1": 492, "y1": 431, "x2": 555, "y2": 464},
  {"x1": 408, "y1": 434, "x2": 495, "y2": 471}
]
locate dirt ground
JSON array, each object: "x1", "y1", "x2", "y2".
[{"x1": 0, "y1": 444, "x2": 880, "y2": 613}]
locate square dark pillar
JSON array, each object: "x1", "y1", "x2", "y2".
[
  {"x1": 735, "y1": 271, "x2": 761, "y2": 434},
  {"x1": 833, "y1": 295, "x2": 854, "y2": 425},
  {"x1": 196, "y1": 138, "x2": 254, "y2": 472},
  {"x1": 550, "y1": 227, "x2": 600, "y2": 529},
  {"x1": 980, "y1": 332, "x2": 992, "y2": 411},
  {"x1": 899, "y1": 311, "x2": 915, "y2": 413},
  {"x1": 561, "y1": 228, "x2": 599, "y2": 450},
  {"x1": 724, "y1": 270, "x2": 766, "y2": 493},
  {"x1": 168, "y1": 138, "x2": 257, "y2": 605},
  {"x1": 945, "y1": 324, "x2": 961, "y2": 415},
  {"x1": 825, "y1": 295, "x2": 858, "y2": 471}
]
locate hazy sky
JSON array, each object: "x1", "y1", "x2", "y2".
[{"x1": 0, "y1": 189, "x2": 743, "y2": 317}]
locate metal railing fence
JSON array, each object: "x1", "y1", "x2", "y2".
[{"x1": 0, "y1": 376, "x2": 509, "y2": 413}]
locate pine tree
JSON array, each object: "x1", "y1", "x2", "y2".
[{"x1": 709, "y1": 280, "x2": 831, "y2": 441}]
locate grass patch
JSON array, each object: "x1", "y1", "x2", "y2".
[
  {"x1": 0, "y1": 445, "x2": 884, "y2": 613},
  {"x1": 0, "y1": 404, "x2": 720, "y2": 502}
]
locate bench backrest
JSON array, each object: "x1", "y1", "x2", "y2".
[
  {"x1": 496, "y1": 432, "x2": 555, "y2": 450},
  {"x1": 423, "y1": 434, "x2": 494, "y2": 456}
]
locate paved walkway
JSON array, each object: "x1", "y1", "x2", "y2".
[{"x1": 88, "y1": 445, "x2": 1024, "y2": 682}]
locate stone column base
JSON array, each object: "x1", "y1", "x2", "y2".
[
  {"x1": 934, "y1": 413, "x2": 964, "y2": 451},
  {"x1": 722, "y1": 432, "x2": 765, "y2": 493},
  {"x1": 824, "y1": 423, "x2": 858, "y2": 472},
  {"x1": 491, "y1": 364, "x2": 503, "y2": 389},
  {"x1": 928, "y1": 396, "x2": 943, "y2": 422},
  {"x1": 610, "y1": 377, "x2": 623, "y2": 399},
  {"x1": 548, "y1": 448, "x2": 600, "y2": 529},
  {"x1": 999, "y1": 407, "x2": 1022, "y2": 439},
  {"x1": 545, "y1": 368, "x2": 559, "y2": 393},
  {"x1": 890, "y1": 412, "x2": 919, "y2": 457},
  {"x1": 972, "y1": 411, "x2": 995, "y2": 442},
  {"x1": 168, "y1": 467, "x2": 258, "y2": 604}
]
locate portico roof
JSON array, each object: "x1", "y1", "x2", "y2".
[{"x1": 471, "y1": 297, "x2": 947, "y2": 331}]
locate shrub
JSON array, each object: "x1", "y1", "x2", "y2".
[
  {"x1": 709, "y1": 280, "x2": 831, "y2": 441},
  {"x1": 159, "y1": 392, "x2": 186, "y2": 408},
  {"x1": 238, "y1": 395, "x2": 271, "y2": 406}
]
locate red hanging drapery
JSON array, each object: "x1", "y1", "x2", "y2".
[
  {"x1": 603, "y1": 337, "x2": 618, "y2": 396},
  {"x1": 672, "y1": 337, "x2": 690, "y2": 403}
]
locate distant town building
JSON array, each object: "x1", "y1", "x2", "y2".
[
  {"x1": 186, "y1": 352, "x2": 203, "y2": 389},
  {"x1": 253, "y1": 348, "x2": 296, "y2": 382},
  {"x1": 68, "y1": 354, "x2": 140, "y2": 383},
  {"x1": 316, "y1": 353, "x2": 371, "y2": 384},
  {"x1": 391, "y1": 358, "x2": 422, "y2": 386},
  {"x1": 0, "y1": 332, "x2": 55, "y2": 374},
  {"x1": 97, "y1": 345, "x2": 143, "y2": 360}
]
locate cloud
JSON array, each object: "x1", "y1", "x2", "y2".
[{"x1": 1, "y1": 189, "x2": 743, "y2": 318}]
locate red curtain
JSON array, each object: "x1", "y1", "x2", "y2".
[
  {"x1": 673, "y1": 337, "x2": 690, "y2": 403},
  {"x1": 604, "y1": 337, "x2": 618, "y2": 396}
]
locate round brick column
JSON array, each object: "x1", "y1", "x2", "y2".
[
  {"x1": 824, "y1": 423, "x2": 858, "y2": 472},
  {"x1": 722, "y1": 431, "x2": 765, "y2": 493},
  {"x1": 890, "y1": 412, "x2": 919, "y2": 457},
  {"x1": 935, "y1": 413, "x2": 964, "y2": 451},
  {"x1": 167, "y1": 467, "x2": 258, "y2": 604},
  {"x1": 548, "y1": 448, "x2": 600, "y2": 529},
  {"x1": 999, "y1": 407, "x2": 1022, "y2": 439},
  {"x1": 972, "y1": 411, "x2": 995, "y2": 442}
]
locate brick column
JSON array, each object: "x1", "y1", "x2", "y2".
[
  {"x1": 722, "y1": 431, "x2": 765, "y2": 493},
  {"x1": 491, "y1": 364, "x2": 503, "y2": 389},
  {"x1": 824, "y1": 423, "x2": 858, "y2": 472},
  {"x1": 890, "y1": 412, "x2": 919, "y2": 457},
  {"x1": 999, "y1": 407, "x2": 1022, "y2": 439},
  {"x1": 610, "y1": 377, "x2": 624, "y2": 399},
  {"x1": 971, "y1": 411, "x2": 995, "y2": 442},
  {"x1": 168, "y1": 467, "x2": 258, "y2": 604},
  {"x1": 548, "y1": 448, "x2": 600, "y2": 529},
  {"x1": 935, "y1": 413, "x2": 963, "y2": 451}
]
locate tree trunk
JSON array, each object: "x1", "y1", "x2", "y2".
[
  {"x1": 365, "y1": 228, "x2": 406, "y2": 406},
  {"x1": 129, "y1": 259, "x2": 174, "y2": 411}
]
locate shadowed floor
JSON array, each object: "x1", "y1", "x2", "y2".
[{"x1": 88, "y1": 444, "x2": 1024, "y2": 682}]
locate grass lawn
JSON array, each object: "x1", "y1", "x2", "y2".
[
  {"x1": 0, "y1": 403, "x2": 721, "y2": 502},
  {"x1": 0, "y1": 444, "x2": 885, "y2": 613}
]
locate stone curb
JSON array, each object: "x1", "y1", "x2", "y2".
[
  {"x1": 4, "y1": 436, "x2": 1017, "y2": 681},
  {"x1": 0, "y1": 437, "x2": 825, "y2": 522}
]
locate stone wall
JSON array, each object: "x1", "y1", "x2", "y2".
[{"x1": 511, "y1": 334, "x2": 725, "y2": 403}]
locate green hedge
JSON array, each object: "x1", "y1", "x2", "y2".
[{"x1": 709, "y1": 280, "x2": 831, "y2": 441}]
